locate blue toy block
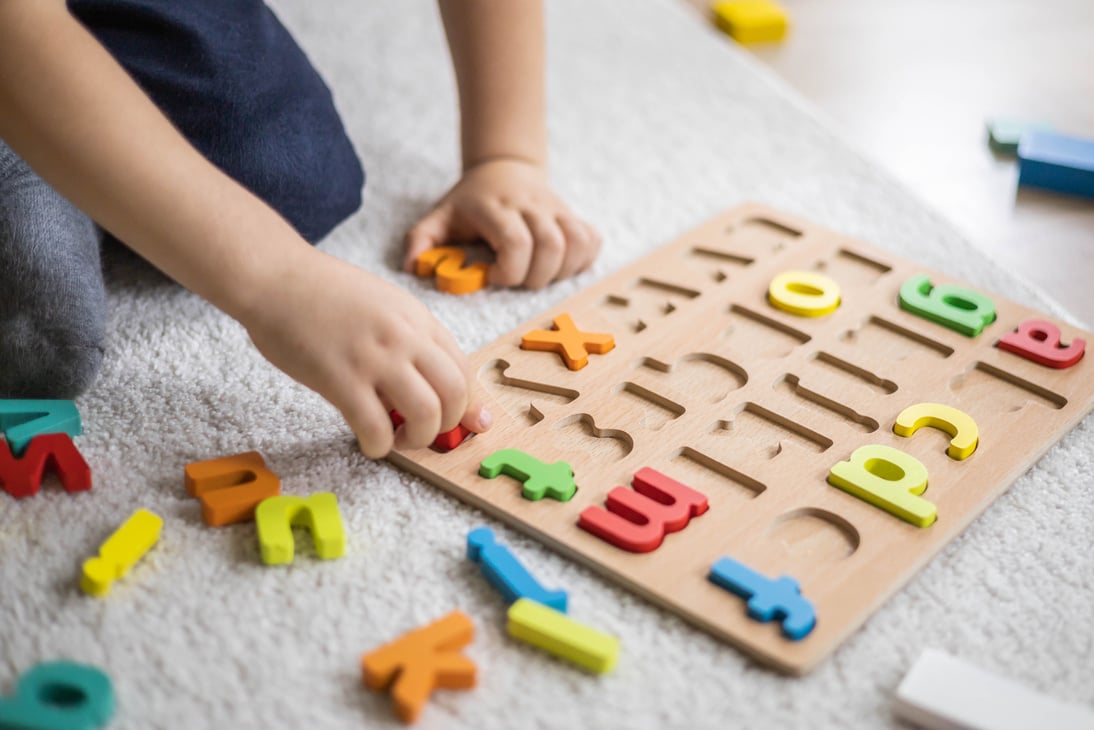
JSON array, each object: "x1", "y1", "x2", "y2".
[
  {"x1": 986, "y1": 117, "x2": 1054, "y2": 155},
  {"x1": 1018, "y1": 130, "x2": 1094, "y2": 199},
  {"x1": 0, "y1": 400, "x2": 82, "y2": 455},
  {"x1": 0, "y1": 661, "x2": 115, "y2": 730},
  {"x1": 708, "y1": 556, "x2": 816, "y2": 640},
  {"x1": 467, "y1": 527, "x2": 568, "y2": 612}
]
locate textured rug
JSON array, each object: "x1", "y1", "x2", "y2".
[{"x1": 1, "y1": 1, "x2": 1091, "y2": 728}]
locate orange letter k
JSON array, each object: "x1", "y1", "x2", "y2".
[{"x1": 361, "y1": 611, "x2": 477, "y2": 723}]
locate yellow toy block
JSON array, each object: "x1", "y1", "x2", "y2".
[
  {"x1": 81, "y1": 509, "x2": 163, "y2": 597},
  {"x1": 894, "y1": 403, "x2": 979, "y2": 460},
  {"x1": 506, "y1": 598, "x2": 620, "y2": 674},
  {"x1": 767, "y1": 270, "x2": 841, "y2": 317},
  {"x1": 827, "y1": 445, "x2": 936, "y2": 527},
  {"x1": 255, "y1": 493, "x2": 346, "y2": 565},
  {"x1": 712, "y1": 0, "x2": 790, "y2": 44}
]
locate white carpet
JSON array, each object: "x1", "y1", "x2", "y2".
[{"x1": 2, "y1": 1, "x2": 1092, "y2": 728}]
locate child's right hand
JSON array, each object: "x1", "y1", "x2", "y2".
[{"x1": 242, "y1": 247, "x2": 491, "y2": 458}]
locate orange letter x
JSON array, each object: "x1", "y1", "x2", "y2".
[
  {"x1": 520, "y1": 313, "x2": 615, "y2": 371},
  {"x1": 362, "y1": 611, "x2": 477, "y2": 723}
]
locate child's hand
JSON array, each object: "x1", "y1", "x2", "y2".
[
  {"x1": 244, "y1": 247, "x2": 491, "y2": 458},
  {"x1": 403, "y1": 159, "x2": 601, "y2": 290}
]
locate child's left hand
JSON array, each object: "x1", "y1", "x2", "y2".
[{"x1": 402, "y1": 158, "x2": 601, "y2": 290}]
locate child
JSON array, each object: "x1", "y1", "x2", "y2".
[{"x1": 0, "y1": 0, "x2": 600, "y2": 458}]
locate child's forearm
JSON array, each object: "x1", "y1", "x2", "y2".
[
  {"x1": 438, "y1": 0, "x2": 547, "y2": 170},
  {"x1": 0, "y1": 0, "x2": 309, "y2": 323}
]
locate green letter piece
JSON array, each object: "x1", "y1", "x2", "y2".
[
  {"x1": 479, "y1": 449, "x2": 576, "y2": 502},
  {"x1": 0, "y1": 661, "x2": 115, "y2": 730},
  {"x1": 898, "y1": 274, "x2": 996, "y2": 337},
  {"x1": 0, "y1": 400, "x2": 82, "y2": 455}
]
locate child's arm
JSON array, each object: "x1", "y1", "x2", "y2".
[
  {"x1": 402, "y1": 0, "x2": 602, "y2": 290},
  {"x1": 0, "y1": 0, "x2": 489, "y2": 456}
]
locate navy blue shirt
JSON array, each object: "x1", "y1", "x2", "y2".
[{"x1": 69, "y1": 0, "x2": 365, "y2": 242}]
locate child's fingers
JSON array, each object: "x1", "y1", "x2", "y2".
[
  {"x1": 522, "y1": 210, "x2": 566, "y2": 289},
  {"x1": 383, "y1": 367, "x2": 443, "y2": 450},
  {"x1": 403, "y1": 206, "x2": 453, "y2": 272},
  {"x1": 556, "y1": 214, "x2": 597, "y2": 280},
  {"x1": 460, "y1": 395, "x2": 493, "y2": 434},
  {"x1": 341, "y1": 389, "x2": 396, "y2": 459},
  {"x1": 465, "y1": 204, "x2": 533, "y2": 287},
  {"x1": 430, "y1": 325, "x2": 492, "y2": 433},
  {"x1": 414, "y1": 347, "x2": 470, "y2": 434}
]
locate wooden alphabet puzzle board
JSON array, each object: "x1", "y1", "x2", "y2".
[{"x1": 389, "y1": 203, "x2": 1094, "y2": 674}]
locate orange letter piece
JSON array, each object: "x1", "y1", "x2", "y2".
[
  {"x1": 184, "y1": 451, "x2": 280, "y2": 526},
  {"x1": 520, "y1": 313, "x2": 615, "y2": 371},
  {"x1": 362, "y1": 611, "x2": 477, "y2": 724},
  {"x1": 415, "y1": 247, "x2": 489, "y2": 295}
]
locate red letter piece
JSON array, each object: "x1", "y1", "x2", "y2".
[
  {"x1": 390, "y1": 411, "x2": 471, "y2": 453},
  {"x1": 578, "y1": 468, "x2": 709, "y2": 553},
  {"x1": 998, "y1": 318, "x2": 1086, "y2": 369},
  {"x1": 0, "y1": 433, "x2": 91, "y2": 499}
]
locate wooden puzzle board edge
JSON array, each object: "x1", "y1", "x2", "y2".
[{"x1": 389, "y1": 202, "x2": 1094, "y2": 675}]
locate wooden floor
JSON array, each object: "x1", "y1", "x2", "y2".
[{"x1": 688, "y1": 0, "x2": 1094, "y2": 325}]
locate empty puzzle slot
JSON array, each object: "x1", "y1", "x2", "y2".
[
  {"x1": 841, "y1": 316, "x2": 954, "y2": 359},
  {"x1": 614, "y1": 382, "x2": 685, "y2": 431},
  {"x1": 950, "y1": 362, "x2": 1067, "y2": 411},
  {"x1": 670, "y1": 447, "x2": 765, "y2": 499},
  {"x1": 551, "y1": 413, "x2": 634, "y2": 460},
  {"x1": 765, "y1": 508, "x2": 860, "y2": 561},
  {"x1": 690, "y1": 247, "x2": 755, "y2": 266},
  {"x1": 478, "y1": 359, "x2": 578, "y2": 425},
  {"x1": 637, "y1": 353, "x2": 747, "y2": 404},
  {"x1": 478, "y1": 359, "x2": 579, "y2": 403},
  {"x1": 723, "y1": 304, "x2": 811, "y2": 358},
  {"x1": 813, "y1": 249, "x2": 893, "y2": 287},
  {"x1": 774, "y1": 375, "x2": 880, "y2": 433},
  {"x1": 597, "y1": 280, "x2": 698, "y2": 334},
  {"x1": 633, "y1": 277, "x2": 702, "y2": 300},
  {"x1": 709, "y1": 403, "x2": 833, "y2": 459},
  {"x1": 723, "y1": 217, "x2": 801, "y2": 254},
  {"x1": 809, "y1": 352, "x2": 897, "y2": 395}
]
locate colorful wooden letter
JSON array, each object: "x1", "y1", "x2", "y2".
[
  {"x1": 415, "y1": 246, "x2": 489, "y2": 295},
  {"x1": 506, "y1": 598, "x2": 619, "y2": 674},
  {"x1": 0, "y1": 661, "x2": 115, "y2": 730},
  {"x1": 81, "y1": 509, "x2": 163, "y2": 597},
  {"x1": 0, "y1": 434, "x2": 91, "y2": 499},
  {"x1": 898, "y1": 274, "x2": 996, "y2": 337},
  {"x1": 0, "y1": 399, "x2": 81, "y2": 455},
  {"x1": 390, "y1": 411, "x2": 471, "y2": 452},
  {"x1": 708, "y1": 557, "x2": 816, "y2": 640},
  {"x1": 577, "y1": 467, "x2": 709, "y2": 553},
  {"x1": 894, "y1": 403, "x2": 979, "y2": 460},
  {"x1": 184, "y1": 451, "x2": 281, "y2": 526},
  {"x1": 362, "y1": 611, "x2": 476, "y2": 724},
  {"x1": 1017, "y1": 130, "x2": 1094, "y2": 200},
  {"x1": 998, "y1": 318, "x2": 1086, "y2": 369},
  {"x1": 712, "y1": 0, "x2": 790, "y2": 44},
  {"x1": 767, "y1": 270, "x2": 841, "y2": 317},
  {"x1": 255, "y1": 493, "x2": 345, "y2": 565},
  {"x1": 827, "y1": 444, "x2": 935, "y2": 527},
  {"x1": 479, "y1": 449, "x2": 576, "y2": 502},
  {"x1": 467, "y1": 527, "x2": 568, "y2": 612},
  {"x1": 520, "y1": 313, "x2": 615, "y2": 371}
]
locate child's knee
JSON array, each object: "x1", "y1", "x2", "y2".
[
  {"x1": 240, "y1": 119, "x2": 365, "y2": 244},
  {"x1": 0, "y1": 316, "x2": 105, "y2": 399}
]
